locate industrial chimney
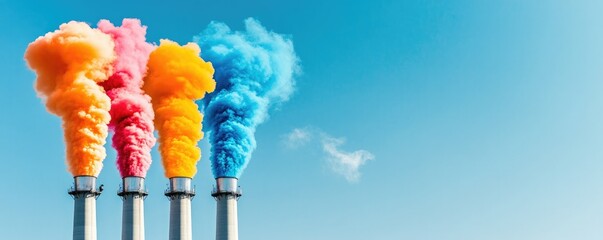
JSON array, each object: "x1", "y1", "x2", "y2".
[
  {"x1": 68, "y1": 176, "x2": 102, "y2": 240},
  {"x1": 212, "y1": 177, "x2": 242, "y2": 240},
  {"x1": 165, "y1": 177, "x2": 195, "y2": 240},
  {"x1": 118, "y1": 177, "x2": 147, "y2": 240}
]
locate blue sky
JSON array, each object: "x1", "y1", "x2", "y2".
[{"x1": 2, "y1": 0, "x2": 603, "y2": 239}]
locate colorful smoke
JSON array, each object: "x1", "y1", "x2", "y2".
[
  {"x1": 194, "y1": 18, "x2": 299, "y2": 178},
  {"x1": 97, "y1": 19, "x2": 156, "y2": 178},
  {"x1": 24, "y1": 21, "x2": 115, "y2": 177},
  {"x1": 143, "y1": 40, "x2": 215, "y2": 178}
]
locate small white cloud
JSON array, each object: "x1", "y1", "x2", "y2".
[
  {"x1": 321, "y1": 135, "x2": 375, "y2": 183},
  {"x1": 283, "y1": 128, "x2": 312, "y2": 149},
  {"x1": 283, "y1": 127, "x2": 374, "y2": 183}
]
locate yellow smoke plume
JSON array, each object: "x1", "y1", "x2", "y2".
[
  {"x1": 24, "y1": 21, "x2": 115, "y2": 177},
  {"x1": 143, "y1": 40, "x2": 215, "y2": 178}
]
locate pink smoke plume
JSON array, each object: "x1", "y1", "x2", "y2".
[{"x1": 98, "y1": 19, "x2": 156, "y2": 177}]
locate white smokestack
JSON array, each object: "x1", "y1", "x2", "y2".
[
  {"x1": 118, "y1": 177, "x2": 147, "y2": 240},
  {"x1": 212, "y1": 177, "x2": 241, "y2": 240},
  {"x1": 165, "y1": 177, "x2": 195, "y2": 240},
  {"x1": 69, "y1": 176, "x2": 102, "y2": 240}
]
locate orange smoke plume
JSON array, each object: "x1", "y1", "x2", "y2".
[
  {"x1": 24, "y1": 21, "x2": 115, "y2": 177},
  {"x1": 143, "y1": 40, "x2": 215, "y2": 178}
]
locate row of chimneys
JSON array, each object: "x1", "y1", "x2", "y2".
[{"x1": 68, "y1": 176, "x2": 241, "y2": 240}]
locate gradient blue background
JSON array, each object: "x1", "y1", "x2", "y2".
[{"x1": 2, "y1": 0, "x2": 603, "y2": 239}]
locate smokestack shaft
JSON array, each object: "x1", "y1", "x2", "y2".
[
  {"x1": 122, "y1": 196, "x2": 144, "y2": 240},
  {"x1": 169, "y1": 197, "x2": 192, "y2": 240},
  {"x1": 213, "y1": 178, "x2": 241, "y2": 240},
  {"x1": 165, "y1": 177, "x2": 195, "y2": 240},
  {"x1": 73, "y1": 195, "x2": 96, "y2": 240},
  {"x1": 216, "y1": 196, "x2": 238, "y2": 240},
  {"x1": 69, "y1": 176, "x2": 100, "y2": 240},
  {"x1": 120, "y1": 177, "x2": 147, "y2": 240}
]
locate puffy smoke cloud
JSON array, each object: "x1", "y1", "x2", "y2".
[
  {"x1": 25, "y1": 21, "x2": 115, "y2": 177},
  {"x1": 98, "y1": 18, "x2": 156, "y2": 178},
  {"x1": 195, "y1": 18, "x2": 300, "y2": 178},
  {"x1": 143, "y1": 40, "x2": 216, "y2": 178}
]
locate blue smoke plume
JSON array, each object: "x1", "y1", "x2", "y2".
[{"x1": 194, "y1": 18, "x2": 299, "y2": 178}]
